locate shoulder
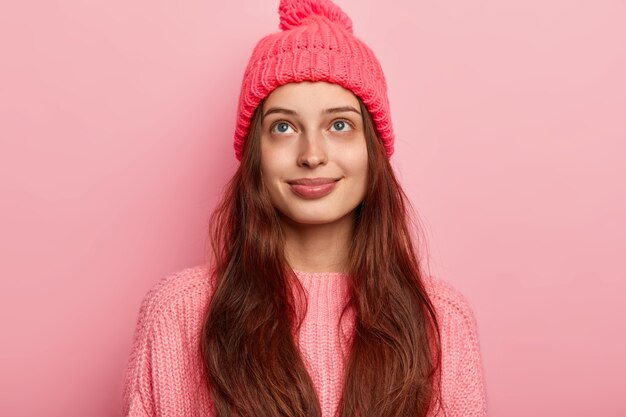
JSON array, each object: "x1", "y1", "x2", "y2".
[
  {"x1": 422, "y1": 274, "x2": 478, "y2": 326},
  {"x1": 421, "y1": 274, "x2": 482, "y2": 347},
  {"x1": 123, "y1": 264, "x2": 218, "y2": 415},
  {"x1": 421, "y1": 275, "x2": 488, "y2": 415},
  {"x1": 134, "y1": 263, "x2": 217, "y2": 334}
]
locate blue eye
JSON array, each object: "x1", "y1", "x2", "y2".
[
  {"x1": 331, "y1": 120, "x2": 353, "y2": 132},
  {"x1": 271, "y1": 122, "x2": 295, "y2": 134}
]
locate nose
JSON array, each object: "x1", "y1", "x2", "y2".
[{"x1": 297, "y1": 131, "x2": 327, "y2": 168}]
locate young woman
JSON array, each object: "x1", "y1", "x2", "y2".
[{"x1": 122, "y1": 1, "x2": 487, "y2": 417}]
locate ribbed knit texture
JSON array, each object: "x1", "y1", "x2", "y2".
[
  {"x1": 233, "y1": 0, "x2": 395, "y2": 161},
  {"x1": 121, "y1": 264, "x2": 488, "y2": 416}
]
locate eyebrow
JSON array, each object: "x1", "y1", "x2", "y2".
[{"x1": 262, "y1": 105, "x2": 361, "y2": 119}]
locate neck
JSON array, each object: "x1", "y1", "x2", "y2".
[{"x1": 279, "y1": 211, "x2": 355, "y2": 274}]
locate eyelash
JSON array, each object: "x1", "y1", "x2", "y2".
[{"x1": 269, "y1": 119, "x2": 355, "y2": 134}]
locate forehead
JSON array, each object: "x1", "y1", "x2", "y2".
[{"x1": 262, "y1": 81, "x2": 359, "y2": 111}]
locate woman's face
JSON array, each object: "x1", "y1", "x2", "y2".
[{"x1": 260, "y1": 81, "x2": 368, "y2": 226}]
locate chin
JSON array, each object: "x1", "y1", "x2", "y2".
[
  {"x1": 285, "y1": 213, "x2": 343, "y2": 225},
  {"x1": 278, "y1": 206, "x2": 355, "y2": 226},
  {"x1": 297, "y1": 217, "x2": 343, "y2": 226}
]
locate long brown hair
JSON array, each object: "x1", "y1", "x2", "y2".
[{"x1": 201, "y1": 95, "x2": 446, "y2": 417}]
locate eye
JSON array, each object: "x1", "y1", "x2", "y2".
[
  {"x1": 270, "y1": 121, "x2": 295, "y2": 134},
  {"x1": 330, "y1": 119, "x2": 353, "y2": 132}
]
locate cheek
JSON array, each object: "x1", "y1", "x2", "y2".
[
  {"x1": 348, "y1": 146, "x2": 369, "y2": 196},
  {"x1": 260, "y1": 149, "x2": 288, "y2": 194},
  {"x1": 260, "y1": 141, "x2": 277, "y2": 179},
  {"x1": 341, "y1": 141, "x2": 368, "y2": 178},
  {"x1": 261, "y1": 138, "x2": 291, "y2": 171}
]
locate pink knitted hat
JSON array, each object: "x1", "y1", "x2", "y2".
[{"x1": 233, "y1": 0, "x2": 395, "y2": 161}]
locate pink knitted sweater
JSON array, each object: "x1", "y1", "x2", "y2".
[{"x1": 121, "y1": 264, "x2": 487, "y2": 416}]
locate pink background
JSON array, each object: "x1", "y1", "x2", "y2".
[{"x1": 1, "y1": 0, "x2": 625, "y2": 416}]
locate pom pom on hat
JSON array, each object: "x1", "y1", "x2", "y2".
[{"x1": 278, "y1": 0, "x2": 353, "y2": 32}]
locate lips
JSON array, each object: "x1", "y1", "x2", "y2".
[
  {"x1": 287, "y1": 177, "x2": 339, "y2": 186},
  {"x1": 287, "y1": 177, "x2": 340, "y2": 199}
]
